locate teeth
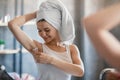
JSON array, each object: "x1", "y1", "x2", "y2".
[{"x1": 1, "y1": 65, "x2": 5, "y2": 70}]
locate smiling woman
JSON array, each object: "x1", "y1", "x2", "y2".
[
  {"x1": 36, "y1": 19, "x2": 60, "y2": 43},
  {"x1": 8, "y1": 0, "x2": 84, "y2": 80}
]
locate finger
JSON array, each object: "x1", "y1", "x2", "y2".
[
  {"x1": 34, "y1": 52, "x2": 41, "y2": 55},
  {"x1": 34, "y1": 55, "x2": 41, "y2": 62},
  {"x1": 36, "y1": 59, "x2": 40, "y2": 63},
  {"x1": 33, "y1": 52, "x2": 40, "y2": 59},
  {"x1": 32, "y1": 49, "x2": 41, "y2": 55},
  {"x1": 32, "y1": 47, "x2": 38, "y2": 52}
]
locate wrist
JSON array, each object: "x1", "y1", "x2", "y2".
[
  {"x1": 32, "y1": 11, "x2": 37, "y2": 18},
  {"x1": 49, "y1": 56, "x2": 54, "y2": 64}
]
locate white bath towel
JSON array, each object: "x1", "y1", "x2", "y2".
[{"x1": 36, "y1": 0, "x2": 75, "y2": 44}]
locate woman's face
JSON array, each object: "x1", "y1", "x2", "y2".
[{"x1": 37, "y1": 21, "x2": 59, "y2": 43}]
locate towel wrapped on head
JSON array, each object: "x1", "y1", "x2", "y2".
[{"x1": 36, "y1": 0, "x2": 75, "y2": 44}]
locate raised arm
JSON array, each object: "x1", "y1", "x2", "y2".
[
  {"x1": 83, "y1": 3, "x2": 120, "y2": 70},
  {"x1": 8, "y1": 11, "x2": 38, "y2": 52}
]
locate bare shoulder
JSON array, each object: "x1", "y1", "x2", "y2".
[
  {"x1": 69, "y1": 44, "x2": 78, "y2": 51},
  {"x1": 69, "y1": 44, "x2": 81, "y2": 64},
  {"x1": 69, "y1": 44, "x2": 79, "y2": 54}
]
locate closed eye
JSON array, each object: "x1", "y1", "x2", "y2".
[{"x1": 44, "y1": 28, "x2": 50, "y2": 32}]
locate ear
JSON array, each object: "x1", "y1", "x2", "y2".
[{"x1": 33, "y1": 40, "x2": 43, "y2": 52}]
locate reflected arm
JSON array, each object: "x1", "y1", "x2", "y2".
[{"x1": 83, "y1": 3, "x2": 120, "y2": 70}]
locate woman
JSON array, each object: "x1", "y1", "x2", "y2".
[
  {"x1": 8, "y1": 0, "x2": 84, "y2": 80},
  {"x1": 83, "y1": 3, "x2": 120, "y2": 70}
]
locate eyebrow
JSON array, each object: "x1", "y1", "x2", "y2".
[
  {"x1": 37, "y1": 28, "x2": 40, "y2": 30},
  {"x1": 37, "y1": 27, "x2": 49, "y2": 30}
]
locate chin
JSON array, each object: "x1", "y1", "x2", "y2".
[{"x1": 44, "y1": 40, "x2": 51, "y2": 43}]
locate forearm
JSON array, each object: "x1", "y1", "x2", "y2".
[
  {"x1": 98, "y1": 32, "x2": 120, "y2": 70},
  {"x1": 84, "y1": 3, "x2": 120, "y2": 31},
  {"x1": 50, "y1": 57, "x2": 84, "y2": 77},
  {"x1": 88, "y1": 29, "x2": 120, "y2": 69},
  {"x1": 8, "y1": 11, "x2": 36, "y2": 27}
]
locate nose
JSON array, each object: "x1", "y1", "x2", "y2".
[{"x1": 40, "y1": 31, "x2": 47, "y2": 38}]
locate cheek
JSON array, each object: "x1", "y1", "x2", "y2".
[
  {"x1": 50, "y1": 32, "x2": 57, "y2": 37},
  {"x1": 38, "y1": 32, "x2": 41, "y2": 35},
  {"x1": 52, "y1": 30, "x2": 58, "y2": 35},
  {"x1": 38, "y1": 32, "x2": 43, "y2": 37}
]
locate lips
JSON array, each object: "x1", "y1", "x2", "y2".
[{"x1": 43, "y1": 37, "x2": 49, "y2": 41}]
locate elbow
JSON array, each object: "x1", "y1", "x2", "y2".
[
  {"x1": 83, "y1": 16, "x2": 99, "y2": 34},
  {"x1": 77, "y1": 71, "x2": 84, "y2": 77},
  {"x1": 82, "y1": 17, "x2": 88, "y2": 28},
  {"x1": 82, "y1": 17, "x2": 91, "y2": 34},
  {"x1": 8, "y1": 20, "x2": 15, "y2": 29},
  {"x1": 8, "y1": 16, "x2": 19, "y2": 29},
  {"x1": 75, "y1": 66, "x2": 84, "y2": 77},
  {"x1": 77, "y1": 67, "x2": 84, "y2": 77},
  {"x1": 83, "y1": 17, "x2": 93, "y2": 30}
]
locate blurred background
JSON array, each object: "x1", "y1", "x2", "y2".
[{"x1": 0, "y1": 0, "x2": 120, "y2": 80}]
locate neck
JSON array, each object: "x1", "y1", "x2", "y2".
[
  {"x1": 46, "y1": 41, "x2": 60, "y2": 46},
  {"x1": 45, "y1": 41, "x2": 65, "y2": 47}
]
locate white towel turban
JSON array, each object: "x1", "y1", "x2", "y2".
[{"x1": 36, "y1": 0, "x2": 75, "y2": 44}]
